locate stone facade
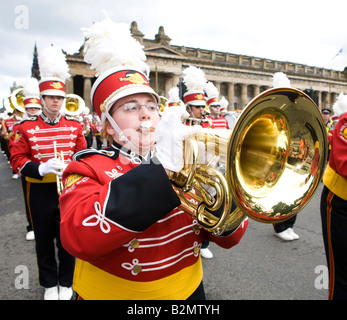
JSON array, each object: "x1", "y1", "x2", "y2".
[{"x1": 65, "y1": 21, "x2": 347, "y2": 113}]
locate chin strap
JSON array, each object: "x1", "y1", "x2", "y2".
[{"x1": 104, "y1": 112, "x2": 141, "y2": 155}]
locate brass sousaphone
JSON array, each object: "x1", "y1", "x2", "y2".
[
  {"x1": 171, "y1": 87, "x2": 328, "y2": 235},
  {"x1": 61, "y1": 93, "x2": 85, "y2": 117},
  {"x1": 4, "y1": 88, "x2": 26, "y2": 114}
]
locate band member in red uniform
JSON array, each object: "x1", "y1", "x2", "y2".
[
  {"x1": 320, "y1": 93, "x2": 347, "y2": 300},
  {"x1": 10, "y1": 46, "x2": 86, "y2": 300},
  {"x1": 182, "y1": 66, "x2": 214, "y2": 258},
  {"x1": 2, "y1": 107, "x2": 23, "y2": 178},
  {"x1": 182, "y1": 66, "x2": 211, "y2": 129},
  {"x1": 59, "y1": 17, "x2": 248, "y2": 300},
  {"x1": 9, "y1": 78, "x2": 42, "y2": 241},
  {"x1": 205, "y1": 81, "x2": 229, "y2": 129}
]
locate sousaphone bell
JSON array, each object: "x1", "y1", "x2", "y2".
[
  {"x1": 61, "y1": 93, "x2": 85, "y2": 117},
  {"x1": 171, "y1": 87, "x2": 328, "y2": 235}
]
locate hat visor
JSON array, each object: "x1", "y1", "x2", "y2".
[{"x1": 40, "y1": 89, "x2": 66, "y2": 97}]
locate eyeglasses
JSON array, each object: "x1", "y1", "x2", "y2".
[
  {"x1": 210, "y1": 105, "x2": 221, "y2": 108},
  {"x1": 117, "y1": 102, "x2": 159, "y2": 113},
  {"x1": 192, "y1": 105, "x2": 205, "y2": 109}
]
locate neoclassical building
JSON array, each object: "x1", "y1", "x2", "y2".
[{"x1": 64, "y1": 21, "x2": 347, "y2": 112}]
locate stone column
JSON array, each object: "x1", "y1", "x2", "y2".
[
  {"x1": 83, "y1": 76, "x2": 92, "y2": 110},
  {"x1": 227, "y1": 83, "x2": 234, "y2": 110},
  {"x1": 241, "y1": 84, "x2": 248, "y2": 107},
  {"x1": 65, "y1": 77, "x2": 73, "y2": 94},
  {"x1": 254, "y1": 85, "x2": 260, "y2": 97}
]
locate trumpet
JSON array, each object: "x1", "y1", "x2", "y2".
[{"x1": 53, "y1": 141, "x2": 65, "y2": 196}]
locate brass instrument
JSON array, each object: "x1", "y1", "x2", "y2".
[
  {"x1": 172, "y1": 87, "x2": 328, "y2": 235},
  {"x1": 53, "y1": 141, "x2": 65, "y2": 196},
  {"x1": 4, "y1": 88, "x2": 25, "y2": 114},
  {"x1": 159, "y1": 96, "x2": 168, "y2": 115},
  {"x1": 61, "y1": 94, "x2": 85, "y2": 117},
  {"x1": 186, "y1": 117, "x2": 212, "y2": 128}
]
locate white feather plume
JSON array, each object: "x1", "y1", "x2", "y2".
[
  {"x1": 168, "y1": 87, "x2": 180, "y2": 102},
  {"x1": 205, "y1": 81, "x2": 219, "y2": 98},
  {"x1": 82, "y1": 15, "x2": 149, "y2": 77},
  {"x1": 182, "y1": 66, "x2": 207, "y2": 92},
  {"x1": 273, "y1": 72, "x2": 291, "y2": 87},
  {"x1": 333, "y1": 92, "x2": 347, "y2": 117},
  {"x1": 220, "y1": 96, "x2": 228, "y2": 109},
  {"x1": 38, "y1": 45, "x2": 70, "y2": 80},
  {"x1": 23, "y1": 78, "x2": 40, "y2": 97}
]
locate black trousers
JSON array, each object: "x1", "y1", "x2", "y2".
[
  {"x1": 273, "y1": 215, "x2": 297, "y2": 233},
  {"x1": 20, "y1": 175, "x2": 33, "y2": 232},
  {"x1": 28, "y1": 182, "x2": 75, "y2": 288},
  {"x1": 320, "y1": 185, "x2": 347, "y2": 300}
]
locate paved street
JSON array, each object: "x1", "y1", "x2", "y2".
[{"x1": 0, "y1": 150, "x2": 328, "y2": 300}]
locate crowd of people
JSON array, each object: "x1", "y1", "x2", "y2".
[{"x1": 0, "y1": 16, "x2": 346, "y2": 301}]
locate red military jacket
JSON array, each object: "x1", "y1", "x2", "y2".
[
  {"x1": 10, "y1": 112, "x2": 86, "y2": 180},
  {"x1": 323, "y1": 112, "x2": 347, "y2": 200},
  {"x1": 206, "y1": 115, "x2": 230, "y2": 129},
  {"x1": 59, "y1": 143, "x2": 248, "y2": 299}
]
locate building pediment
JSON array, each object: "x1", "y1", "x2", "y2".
[{"x1": 145, "y1": 46, "x2": 186, "y2": 60}]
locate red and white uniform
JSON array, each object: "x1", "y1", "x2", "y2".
[
  {"x1": 207, "y1": 115, "x2": 230, "y2": 129},
  {"x1": 59, "y1": 143, "x2": 248, "y2": 299},
  {"x1": 10, "y1": 112, "x2": 86, "y2": 179}
]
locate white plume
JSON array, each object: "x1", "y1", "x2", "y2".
[
  {"x1": 333, "y1": 92, "x2": 347, "y2": 117},
  {"x1": 220, "y1": 96, "x2": 229, "y2": 109},
  {"x1": 168, "y1": 87, "x2": 180, "y2": 102},
  {"x1": 82, "y1": 14, "x2": 149, "y2": 77},
  {"x1": 272, "y1": 72, "x2": 291, "y2": 87},
  {"x1": 23, "y1": 78, "x2": 40, "y2": 97},
  {"x1": 205, "y1": 81, "x2": 219, "y2": 98},
  {"x1": 182, "y1": 66, "x2": 207, "y2": 92},
  {"x1": 38, "y1": 45, "x2": 70, "y2": 80}
]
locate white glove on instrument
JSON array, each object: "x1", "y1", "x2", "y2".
[
  {"x1": 155, "y1": 106, "x2": 201, "y2": 172},
  {"x1": 38, "y1": 158, "x2": 64, "y2": 177}
]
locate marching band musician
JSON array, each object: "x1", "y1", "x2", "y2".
[
  {"x1": 10, "y1": 46, "x2": 86, "y2": 300},
  {"x1": 59, "y1": 17, "x2": 248, "y2": 300},
  {"x1": 204, "y1": 81, "x2": 229, "y2": 129},
  {"x1": 9, "y1": 78, "x2": 42, "y2": 241},
  {"x1": 320, "y1": 92, "x2": 347, "y2": 300},
  {"x1": 93, "y1": 119, "x2": 103, "y2": 150},
  {"x1": 82, "y1": 115, "x2": 93, "y2": 148},
  {"x1": 182, "y1": 66, "x2": 211, "y2": 128},
  {"x1": 2, "y1": 107, "x2": 23, "y2": 179},
  {"x1": 182, "y1": 66, "x2": 214, "y2": 259}
]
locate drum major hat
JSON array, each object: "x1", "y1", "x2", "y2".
[
  {"x1": 83, "y1": 16, "x2": 159, "y2": 121},
  {"x1": 38, "y1": 45, "x2": 70, "y2": 97},
  {"x1": 205, "y1": 81, "x2": 220, "y2": 108},
  {"x1": 23, "y1": 78, "x2": 42, "y2": 109},
  {"x1": 182, "y1": 66, "x2": 207, "y2": 107}
]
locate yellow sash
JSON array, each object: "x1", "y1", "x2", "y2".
[
  {"x1": 323, "y1": 164, "x2": 347, "y2": 200},
  {"x1": 73, "y1": 257, "x2": 203, "y2": 300}
]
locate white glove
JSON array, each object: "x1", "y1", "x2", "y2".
[
  {"x1": 38, "y1": 158, "x2": 64, "y2": 177},
  {"x1": 155, "y1": 106, "x2": 201, "y2": 172}
]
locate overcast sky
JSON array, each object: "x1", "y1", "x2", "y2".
[{"x1": 1, "y1": 0, "x2": 347, "y2": 107}]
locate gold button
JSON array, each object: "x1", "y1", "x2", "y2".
[
  {"x1": 133, "y1": 265, "x2": 142, "y2": 274},
  {"x1": 192, "y1": 225, "x2": 200, "y2": 233},
  {"x1": 130, "y1": 239, "x2": 139, "y2": 249},
  {"x1": 194, "y1": 246, "x2": 200, "y2": 254}
]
